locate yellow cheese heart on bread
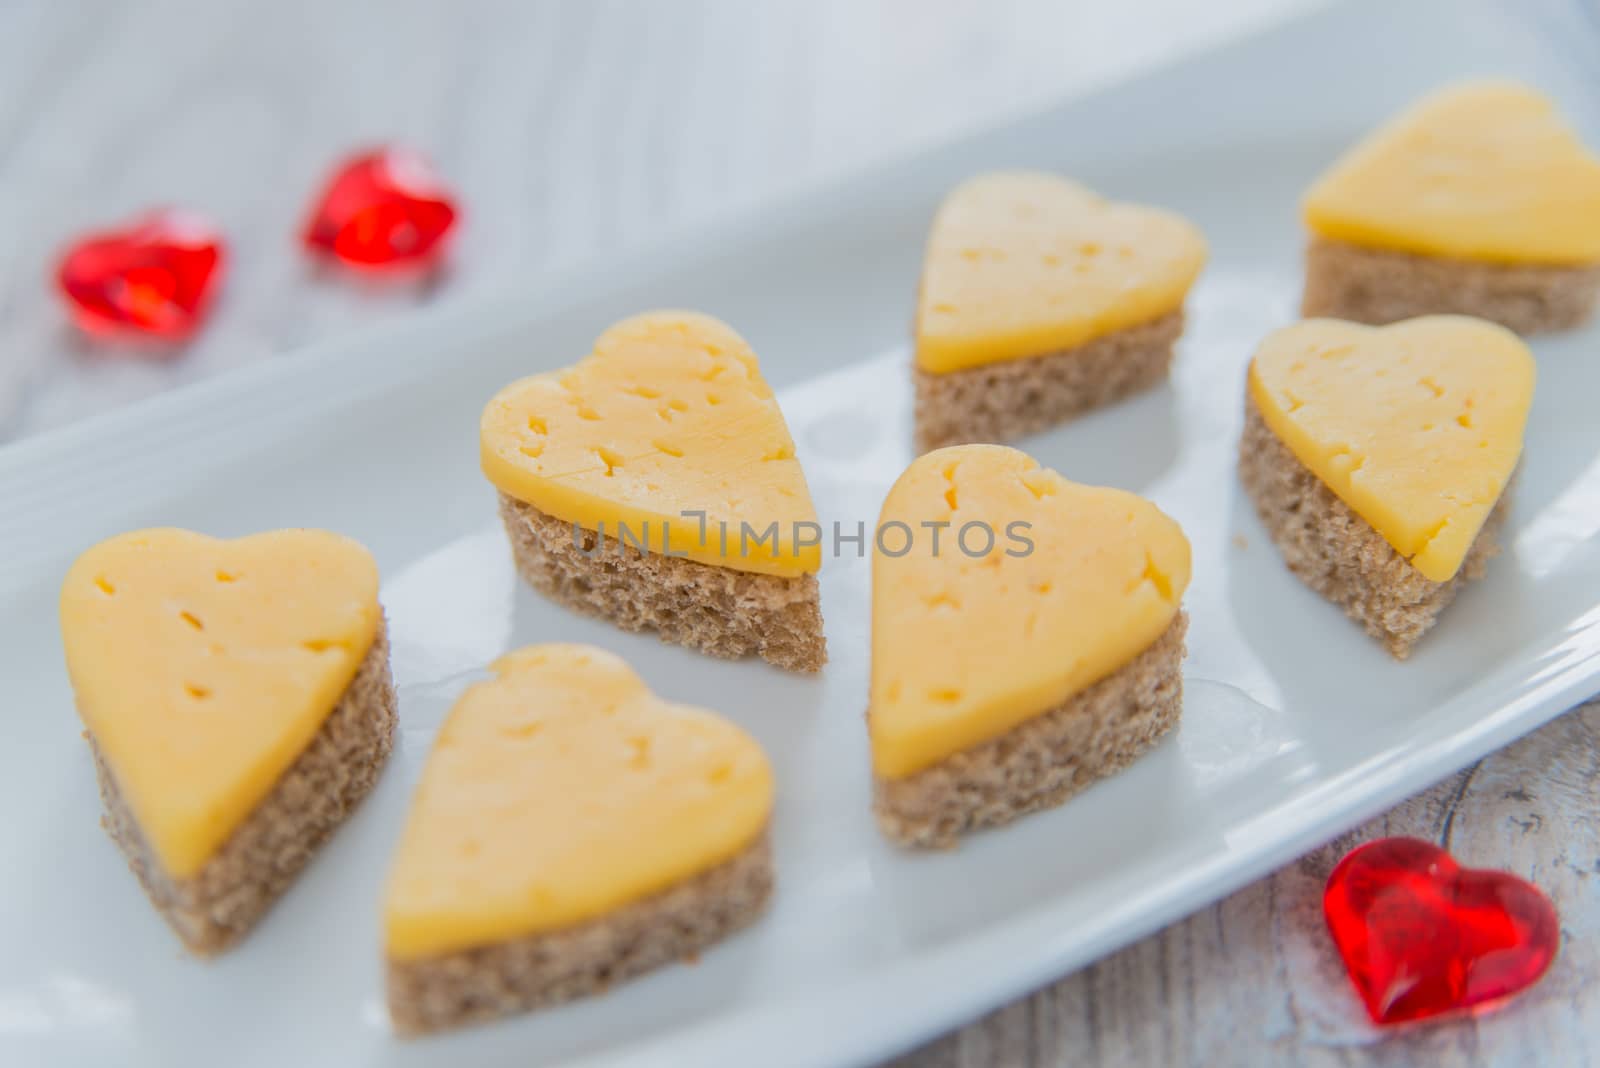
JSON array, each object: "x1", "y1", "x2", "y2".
[
  {"x1": 914, "y1": 171, "x2": 1206, "y2": 374},
  {"x1": 481, "y1": 311, "x2": 820, "y2": 577},
  {"x1": 60, "y1": 528, "x2": 382, "y2": 878},
  {"x1": 1304, "y1": 81, "x2": 1600, "y2": 264},
  {"x1": 1248, "y1": 316, "x2": 1535, "y2": 583},
  {"x1": 384, "y1": 644, "x2": 774, "y2": 961},
  {"x1": 869, "y1": 445, "x2": 1191, "y2": 778}
]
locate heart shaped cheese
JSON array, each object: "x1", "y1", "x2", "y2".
[
  {"x1": 1249, "y1": 316, "x2": 1534, "y2": 582},
  {"x1": 1304, "y1": 81, "x2": 1600, "y2": 264},
  {"x1": 870, "y1": 445, "x2": 1190, "y2": 779},
  {"x1": 384, "y1": 644, "x2": 773, "y2": 960},
  {"x1": 915, "y1": 171, "x2": 1206, "y2": 374},
  {"x1": 60, "y1": 529, "x2": 381, "y2": 878},
  {"x1": 481, "y1": 311, "x2": 820, "y2": 577}
]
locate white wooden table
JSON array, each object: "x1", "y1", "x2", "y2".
[{"x1": 3, "y1": 1, "x2": 1595, "y2": 1063}]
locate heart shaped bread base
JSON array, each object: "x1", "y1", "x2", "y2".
[{"x1": 1324, "y1": 837, "x2": 1559, "y2": 1025}]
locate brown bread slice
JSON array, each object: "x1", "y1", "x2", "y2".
[
  {"x1": 498, "y1": 493, "x2": 826, "y2": 672},
  {"x1": 1301, "y1": 236, "x2": 1600, "y2": 335},
  {"x1": 912, "y1": 310, "x2": 1182, "y2": 453}
]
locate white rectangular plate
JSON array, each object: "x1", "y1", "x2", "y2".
[{"x1": 5, "y1": 1, "x2": 1600, "y2": 1065}]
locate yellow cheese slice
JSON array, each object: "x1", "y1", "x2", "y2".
[
  {"x1": 384, "y1": 644, "x2": 774, "y2": 961},
  {"x1": 914, "y1": 171, "x2": 1206, "y2": 374},
  {"x1": 1249, "y1": 316, "x2": 1534, "y2": 582},
  {"x1": 481, "y1": 311, "x2": 820, "y2": 578},
  {"x1": 1304, "y1": 80, "x2": 1600, "y2": 264},
  {"x1": 869, "y1": 445, "x2": 1190, "y2": 779},
  {"x1": 59, "y1": 528, "x2": 382, "y2": 879}
]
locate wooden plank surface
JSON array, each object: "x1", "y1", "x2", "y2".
[{"x1": 2, "y1": 1, "x2": 1595, "y2": 1064}]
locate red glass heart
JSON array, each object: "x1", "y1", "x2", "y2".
[
  {"x1": 302, "y1": 147, "x2": 457, "y2": 269},
  {"x1": 1324, "y1": 837, "x2": 1558, "y2": 1025},
  {"x1": 56, "y1": 209, "x2": 225, "y2": 341}
]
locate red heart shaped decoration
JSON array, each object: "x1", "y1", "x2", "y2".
[
  {"x1": 1324, "y1": 837, "x2": 1559, "y2": 1025},
  {"x1": 56, "y1": 209, "x2": 226, "y2": 342},
  {"x1": 302, "y1": 147, "x2": 457, "y2": 269}
]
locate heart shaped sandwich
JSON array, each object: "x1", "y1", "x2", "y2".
[
  {"x1": 1239, "y1": 315, "x2": 1534, "y2": 657},
  {"x1": 913, "y1": 171, "x2": 1206, "y2": 450},
  {"x1": 60, "y1": 528, "x2": 394, "y2": 954},
  {"x1": 481, "y1": 311, "x2": 825, "y2": 670},
  {"x1": 869, "y1": 444, "x2": 1191, "y2": 847},
  {"x1": 1302, "y1": 81, "x2": 1600, "y2": 333},
  {"x1": 384, "y1": 644, "x2": 775, "y2": 1034}
]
